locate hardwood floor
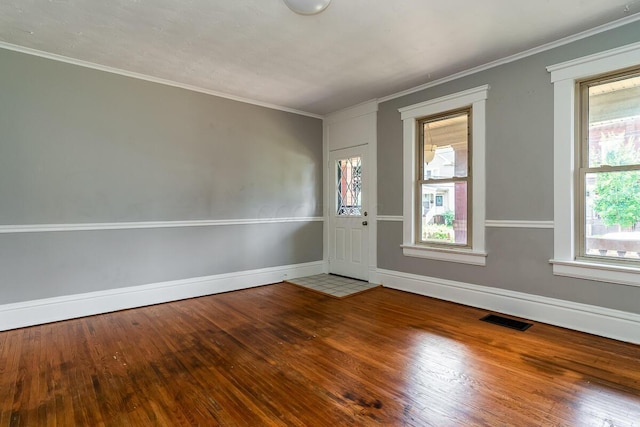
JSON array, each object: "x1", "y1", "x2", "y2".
[{"x1": 1, "y1": 283, "x2": 639, "y2": 426}]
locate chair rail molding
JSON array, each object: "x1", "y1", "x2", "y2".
[{"x1": 0, "y1": 217, "x2": 324, "y2": 234}]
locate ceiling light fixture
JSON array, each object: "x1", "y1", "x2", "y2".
[
  {"x1": 424, "y1": 145, "x2": 437, "y2": 163},
  {"x1": 283, "y1": 0, "x2": 331, "y2": 15}
]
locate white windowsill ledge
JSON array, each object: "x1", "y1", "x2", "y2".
[
  {"x1": 550, "y1": 259, "x2": 640, "y2": 288},
  {"x1": 402, "y1": 245, "x2": 487, "y2": 266}
]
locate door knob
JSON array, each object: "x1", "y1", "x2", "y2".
[{"x1": 362, "y1": 221, "x2": 368, "y2": 226}]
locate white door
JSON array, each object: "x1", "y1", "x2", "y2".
[{"x1": 329, "y1": 146, "x2": 369, "y2": 281}]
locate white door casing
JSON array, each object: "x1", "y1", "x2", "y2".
[{"x1": 328, "y1": 145, "x2": 369, "y2": 281}]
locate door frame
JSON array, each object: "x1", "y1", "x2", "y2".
[
  {"x1": 323, "y1": 102, "x2": 378, "y2": 283},
  {"x1": 328, "y1": 145, "x2": 369, "y2": 280}
]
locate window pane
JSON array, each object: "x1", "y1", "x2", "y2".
[
  {"x1": 336, "y1": 156, "x2": 362, "y2": 216},
  {"x1": 587, "y1": 75, "x2": 640, "y2": 168},
  {"x1": 419, "y1": 182, "x2": 468, "y2": 245},
  {"x1": 422, "y1": 112, "x2": 468, "y2": 179},
  {"x1": 585, "y1": 171, "x2": 640, "y2": 259}
]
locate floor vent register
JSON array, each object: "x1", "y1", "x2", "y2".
[{"x1": 480, "y1": 314, "x2": 533, "y2": 331}]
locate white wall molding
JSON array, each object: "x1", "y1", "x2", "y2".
[
  {"x1": 547, "y1": 39, "x2": 640, "y2": 81},
  {"x1": 0, "y1": 42, "x2": 323, "y2": 120},
  {"x1": 550, "y1": 259, "x2": 640, "y2": 289},
  {"x1": 368, "y1": 267, "x2": 381, "y2": 285},
  {"x1": 400, "y1": 85, "x2": 488, "y2": 265},
  {"x1": 377, "y1": 215, "x2": 403, "y2": 222},
  {"x1": 325, "y1": 99, "x2": 378, "y2": 124},
  {"x1": 0, "y1": 217, "x2": 560, "y2": 233},
  {"x1": 401, "y1": 245, "x2": 488, "y2": 266},
  {"x1": 0, "y1": 217, "x2": 324, "y2": 234},
  {"x1": 398, "y1": 85, "x2": 490, "y2": 119},
  {"x1": 379, "y1": 13, "x2": 640, "y2": 104},
  {"x1": 324, "y1": 101, "x2": 378, "y2": 280},
  {"x1": 322, "y1": 118, "x2": 330, "y2": 272},
  {"x1": 548, "y1": 40, "x2": 640, "y2": 287},
  {"x1": 0, "y1": 261, "x2": 326, "y2": 331},
  {"x1": 375, "y1": 268, "x2": 640, "y2": 345},
  {"x1": 485, "y1": 220, "x2": 554, "y2": 229},
  {"x1": 368, "y1": 108, "x2": 379, "y2": 278}
]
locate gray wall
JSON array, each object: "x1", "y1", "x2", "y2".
[
  {"x1": 377, "y1": 20, "x2": 640, "y2": 314},
  {"x1": 0, "y1": 48, "x2": 323, "y2": 304}
]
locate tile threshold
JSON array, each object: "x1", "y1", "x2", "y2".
[{"x1": 284, "y1": 274, "x2": 380, "y2": 299}]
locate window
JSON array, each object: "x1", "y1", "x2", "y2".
[
  {"x1": 549, "y1": 40, "x2": 640, "y2": 287},
  {"x1": 417, "y1": 109, "x2": 471, "y2": 247},
  {"x1": 399, "y1": 86, "x2": 488, "y2": 266},
  {"x1": 579, "y1": 70, "x2": 640, "y2": 264}
]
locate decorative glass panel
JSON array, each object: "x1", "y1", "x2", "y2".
[{"x1": 336, "y1": 156, "x2": 362, "y2": 216}]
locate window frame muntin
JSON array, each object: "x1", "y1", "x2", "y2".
[{"x1": 415, "y1": 107, "x2": 473, "y2": 248}]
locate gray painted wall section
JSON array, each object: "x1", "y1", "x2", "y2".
[
  {"x1": 0, "y1": 49, "x2": 322, "y2": 223},
  {"x1": 378, "y1": 222, "x2": 640, "y2": 314},
  {"x1": 377, "y1": 21, "x2": 640, "y2": 314},
  {"x1": 0, "y1": 48, "x2": 323, "y2": 304},
  {"x1": 0, "y1": 222, "x2": 322, "y2": 304}
]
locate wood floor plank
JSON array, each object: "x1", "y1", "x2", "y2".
[
  {"x1": 1, "y1": 283, "x2": 639, "y2": 426},
  {"x1": 0, "y1": 330, "x2": 21, "y2": 427}
]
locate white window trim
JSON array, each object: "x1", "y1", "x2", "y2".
[
  {"x1": 399, "y1": 85, "x2": 489, "y2": 266},
  {"x1": 548, "y1": 40, "x2": 640, "y2": 288}
]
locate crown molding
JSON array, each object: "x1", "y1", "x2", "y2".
[
  {"x1": 379, "y1": 13, "x2": 640, "y2": 104},
  {"x1": 0, "y1": 41, "x2": 323, "y2": 120}
]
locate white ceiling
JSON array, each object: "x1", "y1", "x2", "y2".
[{"x1": 0, "y1": 0, "x2": 639, "y2": 115}]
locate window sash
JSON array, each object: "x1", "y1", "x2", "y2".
[
  {"x1": 416, "y1": 179, "x2": 470, "y2": 247},
  {"x1": 577, "y1": 168, "x2": 640, "y2": 263},
  {"x1": 418, "y1": 108, "x2": 471, "y2": 181},
  {"x1": 577, "y1": 69, "x2": 640, "y2": 263},
  {"x1": 415, "y1": 108, "x2": 472, "y2": 248}
]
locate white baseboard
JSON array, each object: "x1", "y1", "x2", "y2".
[
  {"x1": 0, "y1": 261, "x2": 325, "y2": 331},
  {"x1": 368, "y1": 267, "x2": 381, "y2": 285},
  {"x1": 375, "y1": 268, "x2": 640, "y2": 345}
]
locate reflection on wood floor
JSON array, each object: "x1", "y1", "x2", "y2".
[{"x1": 1, "y1": 282, "x2": 639, "y2": 426}]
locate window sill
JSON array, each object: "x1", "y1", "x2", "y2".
[
  {"x1": 550, "y1": 259, "x2": 640, "y2": 288},
  {"x1": 402, "y1": 244, "x2": 487, "y2": 266}
]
